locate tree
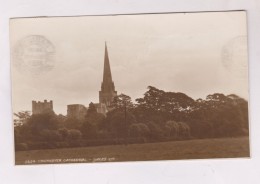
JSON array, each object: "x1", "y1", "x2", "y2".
[
  {"x1": 227, "y1": 94, "x2": 249, "y2": 132},
  {"x1": 136, "y1": 86, "x2": 194, "y2": 112},
  {"x1": 146, "y1": 121, "x2": 164, "y2": 141},
  {"x1": 135, "y1": 86, "x2": 165, "y2": 110},
  {"x1": 129, "y1": 123, "x2": 150, "y2": 139},
  {"x1": 58, "y1": 128, "x2": 69, "y2": 141},
  {"x1": 164, "y1": 121, "x2": 190, "y2": 139},
  {"x1": 81, "y1": 120, "x2": 98, "y2": 139},
  {"x1": 87, "y1": 102, "x2": 97, "y2": 114},
  {"x1": 177, "y1": 122, "x2": 190, "y2": 138},
  {"x1": 68, "y1": 129, "x2": 82, "y2": 140},
  {"x1": 189, "y1": 93, "x2": 249, "y2": 138},
  {"x1": 111, "y1": 93, "x2": 134, "y2": 110},
  {"x1": 14, "y1": 123, "x2": 33, "y2": 143},
  {"x1": 27, "y1": 113, "x2": 60, "y2": 135},
  {"x1": 135, "y1": 86, "x2": 195, "y2": 122},
  {"x1": 64, "y1": 117, "x2": 82, "y2": 130},
  {"x1": 164, "y1": 120, "x2": 179, "y2": 139},
  {"x1": 187, "y1": 120, "x2": 213, "y2": 138},
  {"x1": 14, "y1": 111, "x2": 31, "y2": 126},
  {"x1": 14, "y1": 127, "x2": 22, "y2": 144},
  {"x1": 106, "y1": 110, "x2": 136, "y2": 141},
  {"x1": 40, "y1": 129, "x2": 62, "y2": 142}
]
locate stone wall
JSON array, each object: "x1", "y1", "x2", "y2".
[
  {"x1": 32, "y1": 100, "x2": 53, "y2": 114},
  {"x1": 67, "y1": 104, "x2": 87, "y2": 120}
]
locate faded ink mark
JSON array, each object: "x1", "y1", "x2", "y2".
[
  {"x1": 12, "y1": 35, "x2": 55, "y2": 76},
  {"x1": 221, "y1": 35, "x2": 248, "y2": 78}
]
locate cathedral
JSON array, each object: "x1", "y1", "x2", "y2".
[
  {"x1": 94, "y1": 42, "x2": 117, "y2": 114},
  {"x1": 67, "y1": 42, "x2": 117, "y2": 118},
  {"x1": 32, "y1": 43, "x2": 117, "y2": 118}
]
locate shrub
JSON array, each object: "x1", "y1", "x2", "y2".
[
  {"x1": 68, "y1": 129, "x2": 82, "y2": 140},
  {"x1": 40, "y1": 129, "x2": 63, "y2": 142}
]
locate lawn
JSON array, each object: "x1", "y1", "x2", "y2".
[{"x1": 15, "y1": 137, "x2": 250, "y2": 165}]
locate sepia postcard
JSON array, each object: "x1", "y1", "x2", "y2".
[{"x1": 10, "y1": 11, "x2": 250, "y2": 165}]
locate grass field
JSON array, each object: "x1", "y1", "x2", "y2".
[{"x1": 15, "y1": 137, "x2": 250, "y2": 165}]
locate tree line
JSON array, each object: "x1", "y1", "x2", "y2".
[{"x1": 14, "y1": 86, "x2": 249, "y2": 151}]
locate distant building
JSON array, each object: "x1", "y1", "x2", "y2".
[
  {"x1": 34, "y1": 43, "x2": 117, "y2": 118},
  {"x1": 67, "y1": 104, "x2": 87, "y2": 120},
  {"x1": 32, "y1": 100, "x2": 54, "y2": 115},
  {"x1": 65, "y1": 43, "x2": 116, "y2": 117}
]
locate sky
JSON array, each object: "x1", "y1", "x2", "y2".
[{"x1": 10, "y1": 11, "x2": 248, "y2": 115}]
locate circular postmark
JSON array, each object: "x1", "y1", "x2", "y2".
[
  {"x1": 12, "y1": 35, "x2": 55, "y2": 75},
  {"x1": 221, "y1": 36, "x2": 248, "y2": 78}
]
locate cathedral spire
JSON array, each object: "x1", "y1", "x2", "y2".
[
  {"x1": 103, "y1": 42, "x2": 113, "y2": 83},
  {"x1": 99, "y1": 42, "x2": 117, "y2": 106}
]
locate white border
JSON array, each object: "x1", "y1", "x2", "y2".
[{"x1": 1, "y1": 0, "x2": 260, "y2": 184}]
